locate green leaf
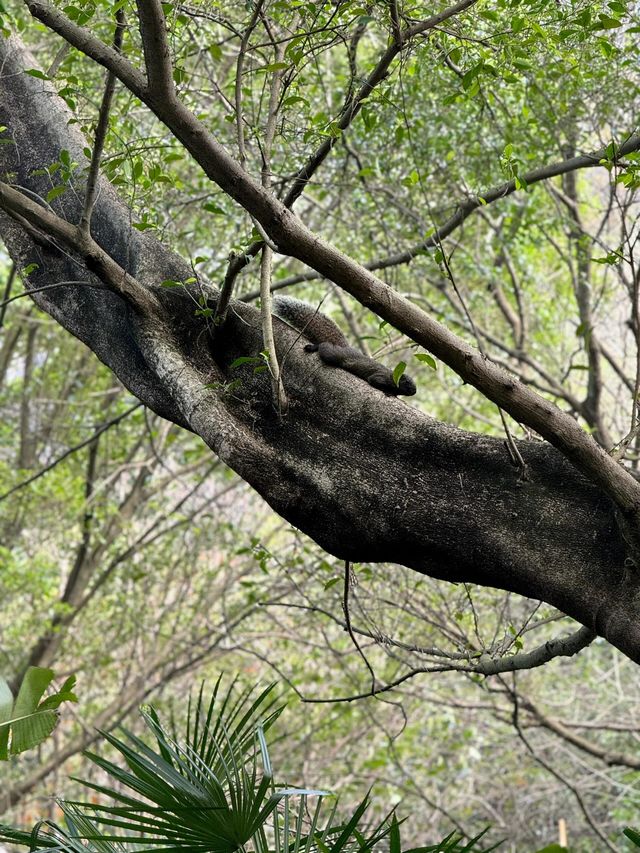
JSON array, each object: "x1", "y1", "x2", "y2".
[
  {"x1": 230, "y1": 356, "x2": 261, "y2": 369},
  {"x1": 203, "y1": 201, "x2": 226, "y2": 215},
  {"x1": 283, "y1": 95, "x2": 308, "y2": 107},
  {"x1": 624, "y1": 826, "x2": 640, "y2": 846},
  {"x1": 39, "y1": 674, "x2": 78, "y2": 711},
  {"x1": 46, "y1": 185, "x2": 67, "y2": 202},
  {"x1": 0, "y1": 667, "x2": 76, "y2": 758},
  {"x1": 173, "y1": 66, "x2": 188, "y2": 84},
  {"x1": 259, "y1": 61, "x2": 289, "y2": 73},
  {"x1": 0, "y1": 677, "x2": 13, "y2": 760},
  {"x1": 461, "y1": 64, "x2": 482, "y2": 89},
  {"x1": 389, "y1": 814, "x2": 400, "y2": 853},
  {"x1": 12, "y1": 666, "x2": 55, "y2": 719},
  {"x1": 415, "y1": 353, "x2": 437, "y2": 370},
  {"x1": 25, "y1": 68, "x2": 49, "y2": 79},
  {"x1": 594, "y1": 14, "x2": 622, "y2": 28},
  {"x1": 8, "y1": 708, "x2": 58, "y2": 755},
  {"x1": 392, "y1": 362, "x2": 407, "y2": 387}
]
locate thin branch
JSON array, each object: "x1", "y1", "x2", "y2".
[
  {"x1": 561, "y1": 152, "x2": 609, "y2": 446},
  {"x1": 18, "y1": 322, "x2": 37, "y2": 469},
  {"x1": 260, "y1": 243, "x2": 286, "y2": 412},
  {"x1": 222, "y1": 0, "x2": 480, "y2": 290},
  {"x1": 0, "y1": 402, "x2": 142, "y2": 503},
  {"x1": 302, "y1": 625, "x2": 595, "y2": 703},
  {"x1": 404, "y1": 0, "x2": 477, "y2": 38},
  {"x1": 59, "y1": 436, "x2": 100, "y2": 610},
  {"x1": 79, "y1": 8, "x2": 125, "y2": 236},
  {"x1": 508, "y1": 681, "x2": 618, "y2": 852},
  {"x1": 235, "y1": 0, "x2": 264, "y2": 167},
  {"x1": 439, "y1": 243, "x2": 527, "y2": 475},
  {"x1": 600, "y1": 341, "x2": 634, "y2": 393},
  {"x1": 0, "y1": 281, "x2": 108, "y2": 326},
  {"x1": 257, "y1": 36, "x2": 287, "y2": 412},
  {"x1": 0, "y1": 180, "x2": 159, "y2": 314},
  {"x1": 476, "y1": 625, "x2": 595, "y2": 675},
  {"x1": 25, "y1": 0, "x2": 147, "y2": 95},
  {"x1": 261, "y1": 599, "x2": 470, "y2": 659},
  {"x1": 518, "y1": 692, "x2": 640, "y2": 770},
  {"x1": 342, "y1": 561, "x2": 377, "y2": 692},
  {"x1": 0, "y1": 262, "x2": 16, "y2": 327},
  {"x1": 389, "y1": 0, "x2": 402, "y2": 44},
  {"x1": 242, "y1": 132, "x2": 640, "y2": 294}
]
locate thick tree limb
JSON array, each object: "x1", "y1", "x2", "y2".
[
  {"x1": 2, "y1": 33, "x2": 640, "y2": 665},
  {"x1": 18, "y1": 6, "x2": 640, "y2": 524},
  {"x1": 136, "y1": 0, "x2": 175, "y2": 100}
]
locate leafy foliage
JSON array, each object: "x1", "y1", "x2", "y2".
[
  {"x1": 1, "y1": 0, "x2": 640, "y2": 848},
  {"x1": 0, "y1": 666, "x2": 77, "y2": 759},
  {"x1": 0, "y1": 679, "x2": 499, "y2": 853}
]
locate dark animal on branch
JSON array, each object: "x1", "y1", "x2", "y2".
[{"x1": 273, "y1": 295, "x2": 416, "y2": 396}]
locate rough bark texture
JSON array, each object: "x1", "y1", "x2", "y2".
[{"x1": 1, "y1": 35, "x2": 639, "y2": 662}]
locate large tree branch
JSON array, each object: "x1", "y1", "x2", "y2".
[
  {"x1": 254, "y1": 132, "x2": 640, "y2": 287},
  {"x1": 2, "y1": 33, "x2": 640, "y2": 664},
  {"x1": 17, "y1": 7, "x2": 640, "y2": 525},
  {"x1": 135, "y1": 0, "x2": 175, "y2": 100}
]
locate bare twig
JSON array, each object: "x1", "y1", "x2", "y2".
[
  {"x1": 0, "y1": 402, "x2": 142, "y2": 503},
  {"x1": 342, "y1": 561, "x2": 377, "y2": 693},
  {"x1": 235, "y1": 0, "x2": 264, "y2": 167},
  {"x1": 439, "y1": 243, "x2": 527, "y2": 475},
  {"x1": 507, "y1": 680, "x2": 617, "y2": 852},
  {"x1": 0, "y1": 280, "x2": 106, "y2": 312},
  {"x1": 258, "y1": 35, "x2": 287, "y2": 412},
  {"x1": 79, "y1": 9, "x2": 125, "y2": 237},
  {"x1": 302, "y1": 625, "x2": 595, "y2": 703}
]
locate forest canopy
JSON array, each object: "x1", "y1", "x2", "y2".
[{"x1": 1, "y1": 0, "x2": 640, "y2": 849}]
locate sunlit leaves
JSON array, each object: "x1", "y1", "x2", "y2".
[{"x1": 0, "y1": 668, "x2": 77, "y2": 759}]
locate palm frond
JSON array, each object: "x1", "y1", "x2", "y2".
[{"x1": 0, "y1": 677, "x2": 500, "y2": 853}]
